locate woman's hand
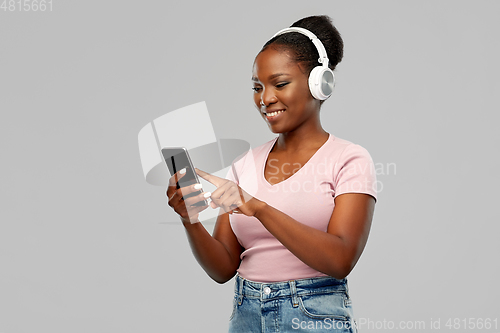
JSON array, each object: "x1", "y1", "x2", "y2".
[
  {"x1": 195, "y1": 168, "x2": 265, "y2": 217},
  {"x1": 166, "y1": 168, "x2": 210, "y2": 223}
]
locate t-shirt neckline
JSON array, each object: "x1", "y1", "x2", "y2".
[{"x1": 261, "y1": 133, "x2": 334, "y2": 187}]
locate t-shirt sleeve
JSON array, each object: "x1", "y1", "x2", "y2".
[
  {"x1": 225, "y1": 163, "x2": 237, "y2": 184},
  {"x1": 224, "y1": 150, "x2": 250, "y2": 185},
  {"x1": 334, "y1": 144, "x2": 377, "y2": 201}
]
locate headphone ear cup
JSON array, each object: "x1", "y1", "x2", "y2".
[{"x1": 308, "y1": 66, "x2": 335, "y2": 100}]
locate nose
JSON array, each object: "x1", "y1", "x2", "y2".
[{"x1": 260, "y1": 88, "x2": 278, "y2": 107}]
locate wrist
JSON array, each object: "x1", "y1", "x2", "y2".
[
  {"x1": 252, "y1": 199, "x2": 268, "y2": 219},
  {"x1": 181, "y1": 216, "x2": 200, "y2": 225}
]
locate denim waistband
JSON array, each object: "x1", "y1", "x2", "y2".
[{"x1": 234, "y1": 275, "x2": 348, "y2": 305}]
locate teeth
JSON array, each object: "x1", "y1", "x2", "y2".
[{"x1": 266, "y1": 110, "x2": 284, "y2": 117}]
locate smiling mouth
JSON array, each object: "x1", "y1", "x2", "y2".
[{"x1": 263, "y1": 110, "x2": 285, "y2": 117}]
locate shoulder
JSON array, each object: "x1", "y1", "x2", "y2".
[
  {"x1": 320, "y1": 134, "x2": 374, "y2": 162},
  {"x1": 326, "y1": 135, "x2": 377, "y2": 201}
]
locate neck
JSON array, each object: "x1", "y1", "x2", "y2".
[{"x1": 275, "y1": 124, "x2": 329, "y2": 153}]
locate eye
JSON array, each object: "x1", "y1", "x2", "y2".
[
  {"x1": 276, "y1": 82, "x2": 289, "y2": 88},
  {"x1": 252, "y1": 86, "x2": 262, "y2": 92}
]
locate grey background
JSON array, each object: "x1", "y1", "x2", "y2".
[{"x1": 1, "y1": 0, "x2": 499, "y2": 332}]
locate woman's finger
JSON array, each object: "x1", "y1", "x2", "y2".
[
  {"x1": 167, "y1": 187, "x2": 185, "y2": 210},
  {"x1": 225, "y1": 191, "x2": 244, "y2": 211},
  {"x1": 210, "y1": 181, "x2": 235, "y2": 203},
  {"x1": 180, "y1": 202, "x2": 209, "y2": 223},
  {"x1": 185, "y1": 201, "x2": 210, "y2": 219},
  {"x1": 195, "y1": 168, "x2": 226, "y2": 187},
  {"x1": 183, "y1": 191, "x2": 212, "y2": 207},
  {"x1": 171, "y1": 182, "x2": 205, "y2": 199},
  {"x1": 208, "y1": 181, "x2": 249, "y2": 213},
  {"x1": 170, "y1": 191, "x2": 209, "y2": 222},
  {"x1": 166, "y1": 168, "x2": 188, "y2": 197}
]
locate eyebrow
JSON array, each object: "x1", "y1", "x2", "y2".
[{"x1": 252, "y1": 73, "x2": 290, "y2": 82}]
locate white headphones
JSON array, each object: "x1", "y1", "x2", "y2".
[{"x1": 271, "y1": 27, "x2": 335, "y2": 100}]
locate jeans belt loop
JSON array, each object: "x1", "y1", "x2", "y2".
[
  {"x1": 289, "y1": 280, "x2": 299, "y2": 308},
  {"x1": 237, "y1": 276, "x2": 244, "y2": 305}
]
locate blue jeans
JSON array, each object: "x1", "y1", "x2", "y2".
[{"x1": 228, "y1": 275, "x2": 358, "y2": 333}]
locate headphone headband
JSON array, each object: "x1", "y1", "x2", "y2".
[
  {"x1": 271, "y1": 27, "x2": 329, "y2": 67},
  {"x1": 270, "y1": 26, "x2": 335, "y2": 100}
]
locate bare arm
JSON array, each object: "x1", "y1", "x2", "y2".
[
  {"x1": 253, "y1": 193, "x2": 375, "y2": 279},
  {"x1": 181, "y1": 212, "x2": 243, "y2": 284},
  {"x1": 166, "y1": 170, "x2": 243, "y2": 284},
  {"x1": 196, "y1": 168, "x2": 375, "y2": 280}
]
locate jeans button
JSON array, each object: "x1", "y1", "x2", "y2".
[{"x1": 264, "y1": 287, "x2": 271, "y2": 295}]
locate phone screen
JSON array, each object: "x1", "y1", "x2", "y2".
[{"x1": 162, "y1": 148, "x2": 207, "y2": 207}]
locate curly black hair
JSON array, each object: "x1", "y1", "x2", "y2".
[{"x1": 261, "y1": 15, "x2": 344, "y2": 74}]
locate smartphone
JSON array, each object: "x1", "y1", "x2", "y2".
[{"x1": 161, "y1": 147, "x2": 208, "y2": 207}]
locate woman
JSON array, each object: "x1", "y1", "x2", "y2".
[{"x1": 167, "y1": 15, "x2": 376, "y2": 333}]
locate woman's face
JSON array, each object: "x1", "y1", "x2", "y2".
[{"x1": 252, "y1": 47, "x2": 320, "y2": 134}]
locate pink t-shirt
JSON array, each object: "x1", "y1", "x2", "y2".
[{"x1": 226, "y1": 134, "x2": 377, "y2": 283}]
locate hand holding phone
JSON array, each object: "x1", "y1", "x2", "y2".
[
  {"x1": 162, "y1": 147, "x2": 208, "y2": 207},
  {"x1": 166, "y1": 168, "x2": 211, "y2": 223},
  {"x1": 163, "y1": 147, "x2": 210, "y2": 223}
]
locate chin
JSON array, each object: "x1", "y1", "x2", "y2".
[{"x1": 268, "y1": 125, "x2": 283, "y2": 134}]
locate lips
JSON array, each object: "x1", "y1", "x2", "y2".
[
  {"x1": 263, "y1": 109, "x2": 285, "y2": 122},
  {"x1": 265, "y1": 110, "x2": 285, "y2": 117}
]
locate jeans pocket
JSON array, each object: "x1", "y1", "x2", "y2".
[{"x1": 298, "y1": 292, "x2": 351, "y2": 321}]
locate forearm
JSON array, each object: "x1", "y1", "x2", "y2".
[
  {"x1": 254, "y1": 202, "x2": 355, "y2": 279},
  {"x1": 182, "y1": 220, "x2": 238, "y2": 283}
]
